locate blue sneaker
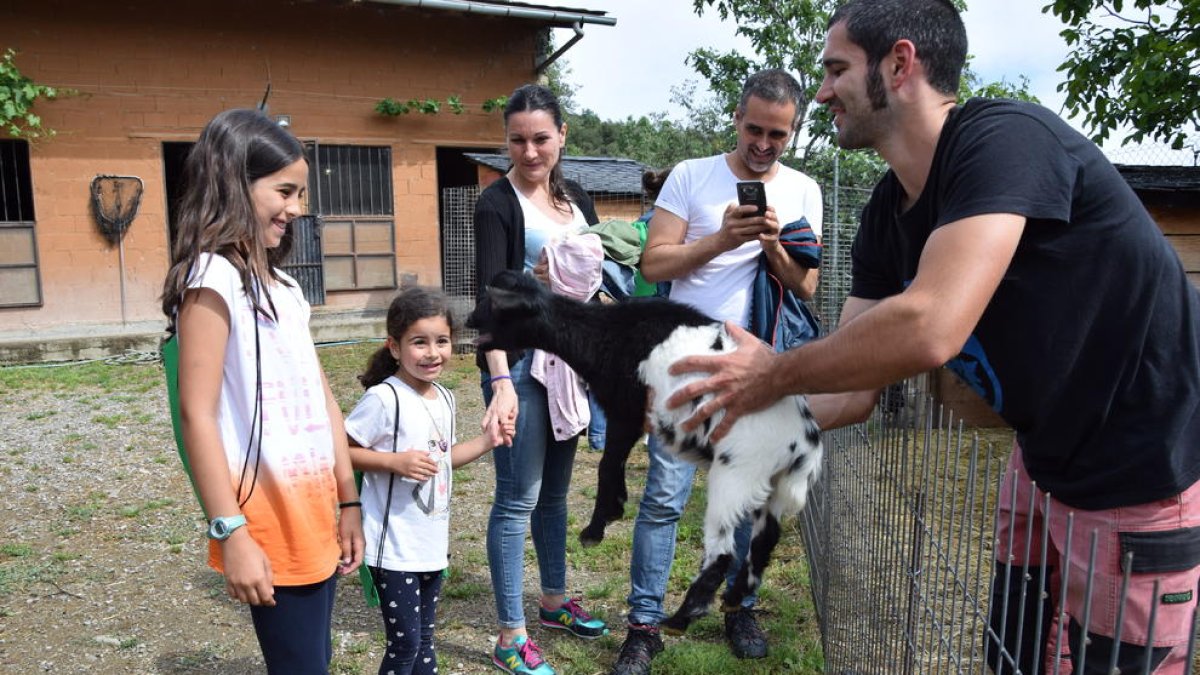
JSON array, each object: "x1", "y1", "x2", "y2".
[
  {"x1": 492, "y1": 634, "x2": 555, "y2": 675},
  {"x1": 539, "y1": 597, "x2": 609, "y2": 639}
]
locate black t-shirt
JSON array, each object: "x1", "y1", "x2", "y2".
[{"x1": 851, "y1": 98, "x2": 1200, "y2": 509}]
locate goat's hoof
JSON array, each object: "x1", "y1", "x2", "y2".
[
  {"x1": 660, "y1": 616, "x2": 688, "y2": 636},
  {"x1": 578, "y1": 527, "x2": 604, "y2": 548}
]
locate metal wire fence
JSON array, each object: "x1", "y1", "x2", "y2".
[
  {"x1": 806, "y1": 188, "x2": 1200, "y2": 674},
  {"x1": 440, "y1": 178, "x2": 1200, "y2": 674}
]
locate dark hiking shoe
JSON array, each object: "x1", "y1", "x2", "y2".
[
  {"x1": 724, "y1": 608, "x2": 768, "y2": 659},
  {"x1": 611, "y1": 624, "x2": 663, "y2": 675}
]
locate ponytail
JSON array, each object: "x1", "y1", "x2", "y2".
[{"x1": 358, "y1": 346, "x2": 398, "y2": 389}]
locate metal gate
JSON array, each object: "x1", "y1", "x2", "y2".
[
  {"x1": 279, "y1": 214, "x2": 325, "y2": 306},
  {"x1": 441, "y1": 184, "x2": 481, "y2": 350}
]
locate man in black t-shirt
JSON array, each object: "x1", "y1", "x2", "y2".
[{"x1": 665, "y1": 1, "x2": 1200, "y2": 673}]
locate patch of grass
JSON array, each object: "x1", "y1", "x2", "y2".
[
  {"x1": 92, "y1": 413, "x2": 125, "y2": 429},
  {"x1": 0, "y1": 552, "x2": 65, "y2": 597},
  {"x1": 443, "y1": 579, "x2": 490, "y2": 601},
  {"x1": 24, "y1": 410, "x2": 56, "y2": 421},
  {"x1": 0, "y1": 543, "x2": 33, "y2": 558},
  {"x1": 120, "y1": 497, "x2": 175, "y2": 518},
  {"x1": 65, "y1": 492, "x2": 107, "y2": 522},
  {"x1": 0, "y1": 359, "x2": 162, "y2": 393},
  {"x1": 455, "y1": 549, "x2": 487, "y2": 569}
]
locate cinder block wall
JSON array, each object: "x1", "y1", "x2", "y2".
[{"x1": 0, "y1": 0, "x2": 540, "y2": 336}]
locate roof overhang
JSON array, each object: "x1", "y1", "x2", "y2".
[
  {"x1": 359, "y1": 0, "x2": 614, "y2": 28},
  {"x1": 1116, "y1": 165, "x2": 1200, "y2": 192}
]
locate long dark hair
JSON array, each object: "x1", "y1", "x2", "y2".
[
  {"x1": 160, "y1": 108, "x2": 306, "y2": 330},
  {"x1": 504, "y1": 84, "x2": 572, "y2": 212},
  {"x1": 359, "y1": 286, "x2": 456, "y2": 389}
]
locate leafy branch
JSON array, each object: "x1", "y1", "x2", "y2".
[
  {"x1": 375, "y1": 94, "x2": 508, "y2": 116},
  {"x1": 1047, "y1": 0, "x2": 1199, "y2": 148},
  {"x1": 0, "y1": 48, "x2": 63, "y2": 139}
]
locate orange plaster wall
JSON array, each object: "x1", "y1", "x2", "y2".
[{"x1": 0, "y1": 0, "x2": 543, "y2": 332}]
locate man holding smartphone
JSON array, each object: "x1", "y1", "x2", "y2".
[{"x1": 612, "y1": 68, "x2": 823, "y2": 675}]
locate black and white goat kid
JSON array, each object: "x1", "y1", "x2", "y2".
[{"x1": 466, "y1": 270, "x2": 823, "y2": 634}]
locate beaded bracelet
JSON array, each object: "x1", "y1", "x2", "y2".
[
  {"x1": 338, "y1": 501, "x2": 362, "y2": 509},
  {"x1": 487, "y1": 374, "x2": 513, "y2": 385}
]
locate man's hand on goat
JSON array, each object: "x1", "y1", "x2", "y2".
[{"x1": 666, "y1": 322, "x2": 778, "y2": 442}]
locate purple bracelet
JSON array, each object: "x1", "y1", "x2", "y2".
[{"x1": 488, "y1": 374, "x2": 513, "y2": 385}]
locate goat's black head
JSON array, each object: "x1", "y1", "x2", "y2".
[{"x1": 466, "y1": 270, "x2": 552, "y2": 352}]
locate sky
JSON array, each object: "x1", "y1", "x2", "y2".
[
  {"x1": 560, "y1": 0, "x2": 1070, "y2": 121},
  {"x1": 557, "y1": 0, "x2": 1192, "y2": 164}
]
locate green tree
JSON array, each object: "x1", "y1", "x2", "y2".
[
  {"x1": 565, "y1": 106, "x2": 726, "y2": 169},
  {"x1": 688, "y1": 0, "x2": 1037, "y2": 182},
  {"x1": 1047, "y1": 0, "x2": 1199, "y2": 148}
]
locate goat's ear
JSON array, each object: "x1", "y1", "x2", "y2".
[{"x1": 485, "y1": 285, "x2": 527, "y2": 313}]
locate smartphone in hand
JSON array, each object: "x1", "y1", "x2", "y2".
[{"x1": 736, "y1": 180, "x2": 767, "y2": 217}]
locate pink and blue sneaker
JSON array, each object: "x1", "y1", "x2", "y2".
[
  {"x1": 538, "y1": 597, "x2": 610, "y2": 639},
  {"x1": 492, "y1": 634, "x2": 555, "y2": 675}
]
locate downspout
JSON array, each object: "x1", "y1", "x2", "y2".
[{"x1": 535, "y1": 21, "x2": 582, "y2": 75}]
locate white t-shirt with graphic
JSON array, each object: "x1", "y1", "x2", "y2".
[
  {"x1": 344, "y1": 376, "x2": 456, "y2": 572},
  {"x1": 655, "y1": 154, "x2": 823, "y2": 325},
  {"x1": 185, "y1": 252, "x2": 340, "y2": 585}
]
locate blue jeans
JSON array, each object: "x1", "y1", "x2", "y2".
[
  {"x1": 587, "y1": 390, "x2": 606, "y2": 451},
  {"x1": 627, "y1": 435, "x2": 755, "y2": 625},
  {"x1": 483, "y1": 355, "x2": 579, "y2": 629}
]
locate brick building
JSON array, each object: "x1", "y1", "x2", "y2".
[{"x1": 0, "y1": 0, "x2": 612, "y2": 362}]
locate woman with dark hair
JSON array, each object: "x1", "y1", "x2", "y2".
[
  {"x1": 473, "y1": 84, "x2": 608, "y2": 675},
  {"x1": 162, "y1": 108, "x2": 363, "y2": 674}
]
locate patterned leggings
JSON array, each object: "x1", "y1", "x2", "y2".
[{"x1": 370, "y1": 567, "x2": 444, "y2": 675}]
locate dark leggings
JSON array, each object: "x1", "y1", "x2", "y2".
[
  {"x1": 371, "y1": 566, "x2": 444, "y2": 675},
  {"x1": 248, "y1": 573, "x2": 338, "y2": 674}
]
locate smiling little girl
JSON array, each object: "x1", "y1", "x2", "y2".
[{"x1": 345, "y1": 286, "x2": 505, "y2": 675}]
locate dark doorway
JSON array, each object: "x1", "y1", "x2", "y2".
[{"x1": 161, "y1": 142, "x2": 192, "y2": 249}]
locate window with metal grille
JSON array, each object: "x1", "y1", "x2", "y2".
[
  {"x1": 311, "y1": 144, "x2": 395, "y2": 291},
  {"x1": 0, "y1": 139, "x2": 41, "y2": 307}
]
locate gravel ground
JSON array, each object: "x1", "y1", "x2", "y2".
[{"x1": 0, "y1": 352, "x2": 628, "y2": 674}]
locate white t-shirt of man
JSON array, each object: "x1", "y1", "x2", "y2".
[
  {"x1": 655, "y1": 154, "x2": 823, "y2": 325},
  {"x1": 344, "y1": 376, "x2": 456, "y2": 572}
]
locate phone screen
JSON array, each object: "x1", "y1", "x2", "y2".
[{"x1": 736, "y1": 180, "x2": 767, "y2": 217}]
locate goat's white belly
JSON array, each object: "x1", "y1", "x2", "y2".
[{"x1": 637, "y1": 324, "x2": 821, "y2": 517}]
